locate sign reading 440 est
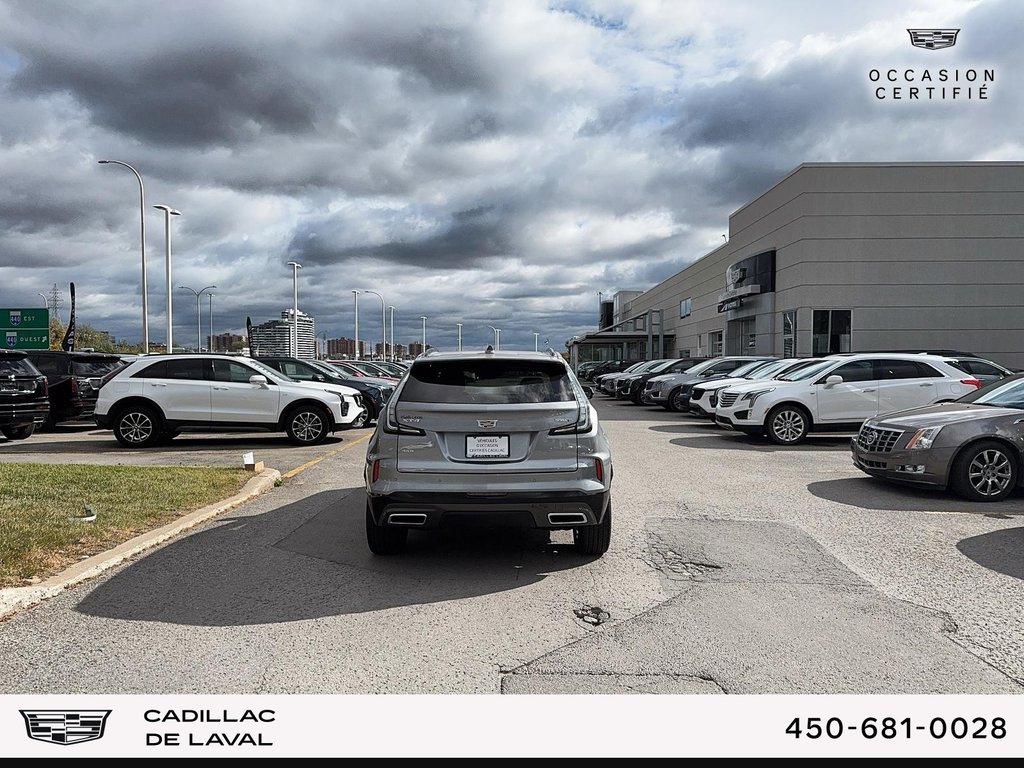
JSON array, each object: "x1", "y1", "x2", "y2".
[{"x1": 1, "y1": 308, "x2": 50, "y2": 349}]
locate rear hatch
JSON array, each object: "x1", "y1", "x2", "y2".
[{"x1": 396, "y1": 358, "x2": 581, "y2": 474}]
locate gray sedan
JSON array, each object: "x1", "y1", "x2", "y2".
[{"x1": 851, "y1": 374, "x2": 1024, "y2": 501}]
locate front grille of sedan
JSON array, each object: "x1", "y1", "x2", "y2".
[
  {"x1": 857, "y1": 425, "x2": 903, "y2": 453},
  {"x1": 719, "y1": 392, "x2": 740, "y2": 408}
]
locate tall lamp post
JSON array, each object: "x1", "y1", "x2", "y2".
[
  {"x1": 420, "y1": 316, "x2": 427, "y2": 354},
  {"x1": 388, "y1": 306, "x2": 395, "y2": 362},
  {"x1": 287, "y1": 261, "x2": 302, "y2": 357},
  {"x1": 178, "y1": 285, "x2": 216, "y2": 351},
  {"x1": 363, "y1": 290, "x2": 386, "y2": 361},
  {"x1": 208, "y1": 293, "x2": 215, "y2": 352},
  {"x1": 351, "y1": 290, "x2": 361, "y2": 359},
  {"x1": 99, "y1": 159, "x2": 149, "y2": 353},
  {"x1": 37, "y1": 292, "x2": 48, "y2": 308},
  {"x1": 456, "y1": 322, "x2": 462, "y2": 352},
  {"x1": 487, "y1": 325, "x2": 501, "y2": 351},
  {"x1": 153, "y1": 205, "x2": 181, "y2": 353},
  {"x1": 533, "y1": 332, "x2": 539, "y2": 352}
]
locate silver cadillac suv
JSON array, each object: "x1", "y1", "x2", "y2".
[{"x1": 364, "y1": 349, "x2": 613, "y2": 555}]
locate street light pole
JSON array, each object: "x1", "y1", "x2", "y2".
[
  {"x1": 287, "y1": 261, "x2": 302, "y2": 357},
  {"x1": 352, "y1": 290, "x2": 361, "y2": 359},
  {"x1": 37, "y1": 292, "x2": 48, "y2": 308},
  {"x1": 153, "y1": 205, "x2": 181, "y2": 353},
  {"x1": 388, "y1": 306, "x2": 395, "y2": 362},
  {"x1": 456, "y1": 323, "x2": 462, "y2": 352},
  {"x1": 178, "y1": 285, "x2": 215, "y2": 351},
  {"x1": 363, "y1": 290, "x2": 386, "y2": 361},
  {"x1": 487, "y1": 325, "x2": 501, "y2": 351},
  {"x1": 208, "y1": 293, "x2": 214, "y2": 352},
  {"x1": 99, "y1": 159, "x2": 149, "y2": 353},
  {"x1": 533, "y1": 332, "x2": 539, "y2": 352},
  {"x1": 420, "y1": 316, "x2": 427, "y2": 353}
]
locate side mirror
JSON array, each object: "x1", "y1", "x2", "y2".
[
  {"x1": 249, "y1": 374, "x2": 269, "y2": 388},
  {"x1": 823, "y1": 375, "x2": 843, "y2": 387},
  {"x1": 314, "y1": 374, "x2": 325, "y2": 382}
]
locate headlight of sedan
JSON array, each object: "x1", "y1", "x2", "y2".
[
  {"x1": 906, "y1": 426, "x2": 943, "y2": 450},
  {"x1": 740, "y1": 387, "x2": 775, "y2": 406}
]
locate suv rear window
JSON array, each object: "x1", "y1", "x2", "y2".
[
  {"x1": 402, "y1": 360, "x2": 575, "y2": 404},
  {"x1": 0, "y1": 357, "x2": 38, "y2": 376},
  {"x1": 72, "y1": 359, "x2": 122, "y2": 376}
]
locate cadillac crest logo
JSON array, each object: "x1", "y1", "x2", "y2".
[
  {"x1": 20, "y1": 710, "x2": 111, "y2": 745},
  {"x1": 908, "y1": 29, "x2": 959, "y2": 50},
  {"x1": 476, "y1": 419, "x2": 498, "y2": 429}
]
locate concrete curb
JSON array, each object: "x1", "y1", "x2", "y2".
[{"x1": 0, "y1": 467, "x2": 282, "y2": 621}]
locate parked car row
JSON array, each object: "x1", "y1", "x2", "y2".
[
  {"x1": 0, "y1": 350, "x2": 412, "y2": 447},
  {"x1": 583, "y1": 351, "x2": 1023, "y2": 502}
]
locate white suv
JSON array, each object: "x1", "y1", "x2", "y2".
[
  {"x1": 94, "y1": 354, "x2": 364, "y2": 447},
  {"x1": 714, "y1": 354, "x2": 981, "y2": 445}
]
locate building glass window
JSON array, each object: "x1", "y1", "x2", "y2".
[
  {"x1": 783, "y1": 310, "x2": 797, "y2": 358},
  {"x1": 679, "y1": 298, "x2": 692, "y2": 318},
  {"x1": 708, "y1": 330, "x2": 724, "y2": 357},
  {"x1": 812, "y1": 310, "x2": 851, "y2": 355},
  {"x1": 635, "y1": 315, "x2": 646, "y2": 331}
]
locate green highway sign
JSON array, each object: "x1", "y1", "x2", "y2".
[{"x1": 1, "y1": 308, "x2": 50, "y2": 349}]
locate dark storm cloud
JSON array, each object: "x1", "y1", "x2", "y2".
[
  {"x1": 11, "y1": 42, "x2": 326, "y2": 147},
  {"x1": 287, "y1": 205, "x2": 512, "y2": 270}
]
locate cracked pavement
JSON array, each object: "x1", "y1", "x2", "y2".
[{"x1": 0, "y1": 398, "x2": 1022, "y2": 694}]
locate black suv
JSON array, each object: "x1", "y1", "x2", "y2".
[
  {"x1": 25, "y1": 350, "x2": 124, "y2": 427},
  {"x1": 257, "y1": 357, "x2": 395, "y2": 428},
  {"x1": 0, "y1": 349, "x2": 50, "y2": 440}
]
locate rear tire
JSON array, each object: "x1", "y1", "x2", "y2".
[
  {"x1": 113, "y1": 405, "x2": 163, "y2": 448},
  {"x1": 285, "y1": 405, "x2": 330, "y2": 445},
  {"x1": 950, "y1": 440, "x2": 1018, "y2": 502},
  {"x1": 574, "y1": 502, "x2": 612, "y2": 556},
  {"x1": 1, "y1": 424, "x2": 35, "y2": 440},
  {"x1": 366, "y1": 502, "x2": 408, "y2": 554}
]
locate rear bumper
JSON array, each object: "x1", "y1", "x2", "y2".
[
  {"x1": 367, "y1": 489, "x2": 611, "y2": 530},
  {"x1": 0, "y1": 400, "x2": 50, "y2": 426}
]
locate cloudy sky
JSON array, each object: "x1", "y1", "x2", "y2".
[{"x1": 0, "y1": 0, "x2": 1020, "y2": 352}]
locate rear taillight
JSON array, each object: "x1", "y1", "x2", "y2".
[
  {"x1": 550, "y1": 404, "x2": 592, "y2": 435},
  {"x1": 38, "y1": 377, "x2": 48, "y2": 396},
  {"x1": 372, "y1": 459, "x2": 380, "y2": 483},
  {"x1": 381, "y1": 404, "x2": 425, "y2": 436},
  {"x1": 961, "y1": 378, "x2": 982, "y2": 389},
  {"x1": 70, "y1": 376, "x2": 79, "y2": 396},
  {"x1": 595, "y1": 458, "x2": 604, "y2": 482}
]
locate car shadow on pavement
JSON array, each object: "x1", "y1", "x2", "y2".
[
  {"x1": 75, "y1": 489, "x2": 592, "y2": 626},
  {"x1": 593, "y1": 402, "x2": 672, "y2": 421},
  {"x1": 0, "y1": 433, "x2": 348, "y2": 453},
  {"x1": 668, "y1": 434, "x2": 852, "y2": 453},
  {"x1": 957, "y1": 528, "x2": 1024, "y2": 580},
  {"x1": 807, "y1": 477, "x2": 1024, "y2": 513}
]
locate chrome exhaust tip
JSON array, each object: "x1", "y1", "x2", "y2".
[
  {"x1": 388, "y1": 513, "x2": 427, "y2": 526},
  {"x1": 547, "y1": 512, "x2": 589, "y2": 526}
]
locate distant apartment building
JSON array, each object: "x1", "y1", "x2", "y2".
[
  {"x1": 393, "y1": 344, "x2": 408, "y2": 359},
  {"x1": 327, "y1": 337, "x2": 365, "y2": 359},
  {"x1": 408, "y1": 341, "x2": 424, "y2": 357},
  {"x1": 209, "y1": 332, "x2": 244, "y2": 353},
  {"x1": 250, "y1": 310, "x2": 316, "y2": 357}
]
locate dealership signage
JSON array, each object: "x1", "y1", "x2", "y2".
[
  {"x1": 1, "y1": 308, "x2": 50, "y2": 349},
  {"x1": 868, "y1": 28, "x2": 997, "y2": 101}
]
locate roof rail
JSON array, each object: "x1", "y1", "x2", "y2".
[
  {"x1": 423, "y1": 347, "x2": 442, "y2": 357},
  {"x1": 546, "y1": 347, "x2": 559, "y2": 358}
]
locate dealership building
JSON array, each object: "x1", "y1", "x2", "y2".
[{"x1": 568, "y1": 162, "x2": 1024, "y2": 370}]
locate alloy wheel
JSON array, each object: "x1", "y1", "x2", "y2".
[
  {"x1": 968, "y1": 449, "x2": 1013, "y2": 497},
  {"x1": 292, "y1": 411, "x2": 325, "y2": 442},
  {"x1": 771, "y1": 409, "x2": 805, "y2": 443},
  {"x1": 120, "y1": 411, "x2": 153, "y2": 444}
]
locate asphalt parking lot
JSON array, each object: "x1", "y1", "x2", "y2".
[
  {"x1": 0, "y1": 422, "x2": 374, "y2": 473},
  {"x1": 0, "y1": 397, "x2": 1022, "y2": 694}
]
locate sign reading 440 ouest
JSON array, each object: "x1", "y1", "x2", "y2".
[{"x1": 1, "y1": 308, "x2": 50, "y2": 349}]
